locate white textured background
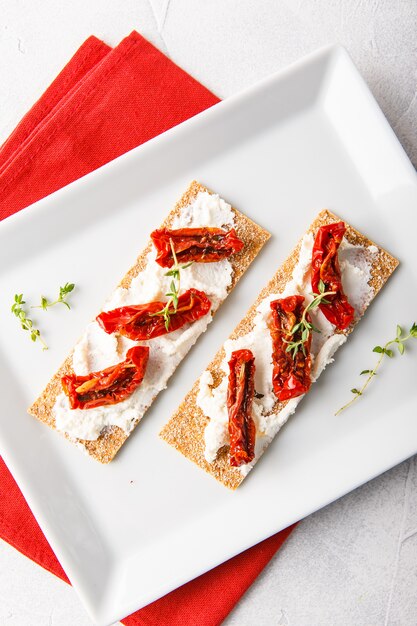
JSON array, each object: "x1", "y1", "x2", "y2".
[{"x1": 0, "y1": 1, "x2": 416, "y2": 625}]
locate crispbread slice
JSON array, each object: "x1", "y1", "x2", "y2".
[
  {"x1": 28, "y1": 181, "x2": 270, "y2": 463},
  {"x1": 160, "y1": 210, "x2": 399, "y2": 490}
]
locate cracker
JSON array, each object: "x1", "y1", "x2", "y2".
[
  {"x1": 28, "y1": 181, "x2": 270, "y2": 463},
  {"x1": 159, "y1": 210, "x2": 399, "y2": 490}
]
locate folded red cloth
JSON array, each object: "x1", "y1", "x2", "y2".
[{"x1": 0, "y1": 31, "x2": 296, "y2": 625}]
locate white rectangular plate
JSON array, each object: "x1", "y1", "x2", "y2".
[{"x1": 0, "y1": 45, "x2": 416, "y2": 625}]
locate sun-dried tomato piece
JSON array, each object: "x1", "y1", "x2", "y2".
[
  {"x1": 61, "y1": 346, "x2": 149, "y2": 410},
  {"x1": 227, "y1": 349, "x2": 256, "y2": 467},
  {"x1": 270, "y1": 296, "x2": 312, "y2": 401},
  {"x1": 311, "y1": 222, "x2": 355, "y2": 330},
  {"x1": 151, "y1": 227, "x2": 244, "y2": 267},
  {"x1": 96, "y1": 288, "x2": 211, "y2": 340}
]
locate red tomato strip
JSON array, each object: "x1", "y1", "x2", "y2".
[
  {"x1": 151, "y1": 227, "x2": 244, "y2": 267},
  {"x1": 61, "y1": 346, "x2": 149, "y2": 410},
  {"x1": 227, "y1": 349, "x2": 256, "y2": 467},
  {"x1": 270, "y1": 296, "x2": 312, "y2": 401},
  {"x1": 311, "y1": 222, "x2": 354, "y2": 330},
  {"x1": 96, "y1": 288, "x2": 211, "y2": 340}
]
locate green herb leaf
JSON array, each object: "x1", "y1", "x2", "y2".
[
  {"x1": 11, "y1": 293, "x2": 48, "y2": 350},
  {"x1": 336, "y1": 321, "x2": 417, "y2": 416},
  {"x1": 60, "y1": 282, "x2": 74, "y2": 296},
  {"x1": 151, "y1": 238, "x2": 194, "y2": 331},
  {"x1": 32, "y1": 282, "x2": 75, "y2": 311},
  {"x1": 285, "y1": 286, "x2": 336, "y2": 358}
]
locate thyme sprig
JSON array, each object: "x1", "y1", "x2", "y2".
[
  {"x1": 151, "y1": 239, "x2": 193, "y2": 331},
  {"x1": 284, "y1": 280, "x2": 335, "y2": 357},
  {"x1": 335, "y1": 322, "x2": 417, "y2": 416},
  {"x1": 32, "y1": 282, "x2": 75, "y2": 311},
  {"x1": 11, "y1": 294, "x2": 48, "y2": 350}
]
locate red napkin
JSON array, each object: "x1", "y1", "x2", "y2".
[{"x1": 0, "y1": 31, "x2": 296, "y2": 625}]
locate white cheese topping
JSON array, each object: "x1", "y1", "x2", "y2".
[
  {"x1": 198, "y1": 233, "x2": 377, "y2": 474},
  {"x1": 53, "y1": 192, "x2": 236, "y2": 441}
]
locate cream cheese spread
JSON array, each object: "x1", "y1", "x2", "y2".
[
  {"x1": 198, "y1": 232, "x2": 378, "y2": 475},
  {"x1": 53, "y1": 192, "x2": 236, "y2": 441}
]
